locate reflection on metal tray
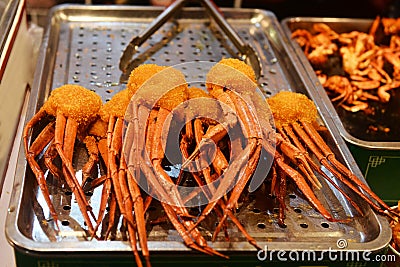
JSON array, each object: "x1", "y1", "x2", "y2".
[
  {"x1": 281, "y1": 17, "x2": 400, "y2": 205},
  {"x1": 6, "y1": 5, "x2": 391, "y2": 264}
]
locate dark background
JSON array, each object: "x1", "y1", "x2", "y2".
[
  {"x1": 238, "y1": 0, "x2": 399, "y2": 19},
  {"x1": 34, "y1": 0, "x2": 400, "y2": 20}
]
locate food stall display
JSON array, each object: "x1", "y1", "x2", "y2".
[{"x1": 5, "y1": 2, "x2": 397, "y2": 266}]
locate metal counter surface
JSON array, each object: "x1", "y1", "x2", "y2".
[{"x1": 0, "y1": 104, "x2": 24, "y2": 266}]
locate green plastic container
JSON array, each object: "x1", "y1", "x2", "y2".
[{"x1": 347, "y1": 144, "x2": 400, "y2": 206}]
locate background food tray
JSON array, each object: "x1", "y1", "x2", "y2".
[
  {"x1": 6, "y1": 5, "x2": 391, "y2": 266},
  {"x1": 281, "y1": 17, "x2": 400, "y2": 205}
]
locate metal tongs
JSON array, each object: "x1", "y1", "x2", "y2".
[{"x1": 119, "y1": 0, "x2": 261, "y2": 81}]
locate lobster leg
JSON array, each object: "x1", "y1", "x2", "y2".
[
  {"x1": 178, "y1": 120, "x2": 213, "y2": 198},
  {"x1": 24, "y1": 120, "x2": 60, "y2": 229},
  {"x1": 82, "y1": 136, "x2": 100, "y2": 186},
  {"x1": 188, "y1": 134, "x2": 255, "y2": 229},
  {"x1": 274, "y1": 150, "x2": 348, "y2": 223},
  {"x1": 182, "y1": 120, "x2": 230, "y2": 240},
  {"x1": 119, "y1": 156, "x2": 144, "y2": 267},
  {"x1": 124, "y1": 217, "x2": 143, "y2": 267},
  {"x1": 212, "y1": 90, "x2": 263, "y2": 242},
  {"x1": 104, "y1": 191, "x2": 118, "y2": 240},
  {"x1": 43, "y1": 140, "x2": 63, "y2": 181},
  {"x1": 161, "y1": 202, "x2": 224, "y2": 257},
  {"x1": 124, "y1": 154, "x2": 151, "y2": 267},
  {"x1": 277, "y1": 168, "x2": 287, "y2": 227},
  {"x1": 276, "y1": 132, "x2": 322, "y2": 189},
  {"x1": 138, "y1": 108, "x2": 226, "y2": 258},
  {"x1": 140, "y1": 155, "x2": 227, "y2": 258},
  {"x1": 151, "y1": 107, "x2": 191, "y2": 211},
  {"x1": 263, "y1": 139, "x2": 347, "y2": 223},
  {"x1": 107, "y1": 117, "x2": 136, "y2": 227},
  {"x1": 281, "y1": 125, "x2": 364, "y2": 215},
  {"x1": 292, "y1": 122, "x2": 383, "y2": 213},
  {"x1": 193, "y1": 119, "x2": 228, "y2": 178},
  {"x1": 82, "y1": 136, "x2": 112, "y2": 236},
  {"x1": 23, "y1": 108, "x2": 48, "y2": 150},
  {"x1": 212, "y1": 141, "x2": 262, "y2": 249},
  {"x1": 188, "y1": 90, "x2": 263, "y2": 235},
  {"x1": 93, "y1": 177, "x2": 112, "y2": 238},
  {"x1": 270, "y1": 158, "x2": 287, "y2": 224},
  {"x1": 53, "y1": 113, "x2": 97, "y2": 236},
  {"x1": 301, "y1": 121, "x2": 395, "y2": 217}
]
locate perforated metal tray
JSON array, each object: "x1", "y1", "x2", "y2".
[{"x1": 6, "y1": 4, "x2": 391, "y2": 260}]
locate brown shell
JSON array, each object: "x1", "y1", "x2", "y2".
[
  {"x1": 42, "y1": 84, "x2": 102, "y2": 124},
  {"x1": 267, "y1": 91, "x2": 317, "y2": 127}
]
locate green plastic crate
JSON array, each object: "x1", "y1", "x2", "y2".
[{"x1": 348, "y1": 144, "x2": 400, "y2": 207}]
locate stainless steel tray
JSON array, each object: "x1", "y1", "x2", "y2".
[
  {"x1": 281, "y1": 17, "x2": 400, "y2": 150},
  {"x1": 6, "y1": 5, "x2": 391, "y2": 257}
]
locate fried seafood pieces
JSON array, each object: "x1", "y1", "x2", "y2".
[{"x1": 292, "y1": 17, "x2": 400, "y2": 112}]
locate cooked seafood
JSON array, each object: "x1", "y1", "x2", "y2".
[
  {"x1": 23, "y1": 84, "x2": 102, "y2": 236},
  {"x1": 182, "y1": 58, "x2": 273, "y2": 246},
  {"x1": 23, "y1": 59, "x2": 400, "y2": 267},
  {"x1": 292, "y1": 17, "x2": 400, "y2": 112},
  {"x1": 125, "y1": 65, "x2": 233, "y2": 258},
  {"x1": 267, "y1": 91, "x2": 397, "y2": 222},
  {"x1": 100, "y1": 88, "x2": 150, "y2": 267}
]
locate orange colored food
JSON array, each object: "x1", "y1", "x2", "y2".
[
  {"x1": 127, "y1": 64, "x2": 168, "y2": 95},
  {"x1": 42, "y1": 84, "x2": 102, "y2": 124},
  {"x1": 267, "y1": 91, "x2": 317, "y2": 128},
  {"x1": 206, "y1": 58, "x2": 257, "y2": 93}
]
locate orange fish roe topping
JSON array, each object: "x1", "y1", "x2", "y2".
[
  {"x1": 185, "y1": 87, "x2": 221, "y2": 119},
  {"x1": 206, "y1": 58, "x2": 257, "y2": 94},
  {"x1": 100, "y1": 89, "x2": 132, "y2": 121},
  {"x1": 267, "y1": 91, "x2": 317, "y2": 128},
  {"x1": 42, "y1": 84, "x2": 102, "y2": 124},
  {"x1": 156, "y1": 86, "x2": 188, "y2": 111},
  {"x1": 127, "y1": 64, "x2": 168, "y2": 96}
]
